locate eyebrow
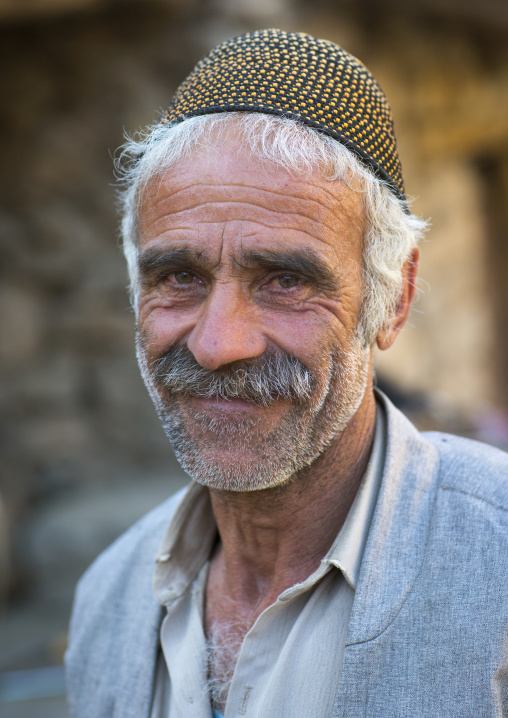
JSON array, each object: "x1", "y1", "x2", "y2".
[
  {"x1": 238, "y1": 248, "x2": 340, "y2": 293},
  {"x1": 138, "y1": 246, "x2": 211, "y2": 285}
]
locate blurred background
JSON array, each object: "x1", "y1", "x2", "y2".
[{"x1": 1, "y1": 0, "x2": 508, "y2": 715}]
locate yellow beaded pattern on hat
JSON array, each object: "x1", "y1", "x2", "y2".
[{"x1": 162, "y1": 29, "x2": 405, "y2": 201}]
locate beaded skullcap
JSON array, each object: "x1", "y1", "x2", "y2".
[{"x1": 162, "y1": 29, "x2": 405, "y2": 202}]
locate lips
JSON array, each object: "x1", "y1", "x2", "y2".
[
  {"x1": 184, "y1": 394, "x2": 296, "y2": 421},
  {"x1": 187, "y1": 395, "x2": 256, "y2": 410}
]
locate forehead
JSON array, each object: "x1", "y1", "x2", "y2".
[{"x1": 137, "y1": 134, "x2": 366, "y2": 263}]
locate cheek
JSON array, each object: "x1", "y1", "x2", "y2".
[
  {"x1": 137, "y1": 304, "x2": 192, "y2": 358},
  {"x1": 266, "y1": 299, "x2": 356, "y2": 349},
  {"x1": 261, "y1": 310, "x2": 341, "y2": 380},
  {"x1": 262, "y1": 309, "x2": 318, "y2": 346}
]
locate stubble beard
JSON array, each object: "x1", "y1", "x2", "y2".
[{"x1": 136, "y1": 338, "x2": 371, "y2": 493}]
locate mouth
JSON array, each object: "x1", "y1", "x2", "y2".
[{"x1": 185, "y1": 395, "x2": 270, "y2": 412}]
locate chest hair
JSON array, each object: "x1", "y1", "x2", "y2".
[{"x1": 206, "y1": 614, "x2": 254, "y2": 712}]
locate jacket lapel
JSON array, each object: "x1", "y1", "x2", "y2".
[
  {"x1": 332, "y1": 393, "x2": 440, "y2": 715},
  {"x1": 345, "y1": 392, "x2": 440, "y2": 643}
]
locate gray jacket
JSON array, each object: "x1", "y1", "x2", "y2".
[{"x1": 65, "y1": 393, "x2": 508, "y2": 717}]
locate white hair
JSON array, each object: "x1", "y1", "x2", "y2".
[{"x1": 117, "y1": 112, "x2": 428, "y2": 346}]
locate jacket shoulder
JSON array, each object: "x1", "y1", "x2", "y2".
[
  {"x1": 425, "y1": 431, "x2": 508, "y2": 510},
  {"x1": 75, "y1": 485, "x2": 188, "y2": 596}
]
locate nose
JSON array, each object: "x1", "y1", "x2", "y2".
[{"x1": 186, "y1": 283, "x2": 267, "y2": 370}]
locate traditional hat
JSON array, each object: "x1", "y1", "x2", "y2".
[{"x1": 162, "y1": 29, "x2": 405, "y2": 202}]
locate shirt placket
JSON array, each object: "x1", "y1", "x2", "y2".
[{"x1": 161, "y1": 566, "x2": 212, "y2": 718}]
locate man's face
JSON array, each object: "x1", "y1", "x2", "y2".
[{"x1": 136, "y1": 131, "x2": 371, "y2": 491}]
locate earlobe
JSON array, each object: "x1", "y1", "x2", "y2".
[{"x1": 376, "y1": 247, "x2": 420, "y2": 351}]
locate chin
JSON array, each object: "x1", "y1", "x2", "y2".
[
  {"x1": 173, "y1": 451, "x2": 297, "y2": 493},
  {"x1": 161, "y1": 402, "x2": 344, "y2": 494},
  {"x1": 164, "y1": 419, "x2": 301, "y2": 492}
]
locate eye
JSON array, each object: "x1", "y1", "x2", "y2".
[
  {"x1": 173, "y1": 270, "x2": 195, "y2": 285},
  {"x1": 277, "y1": 273, "x2": 300, "y2": 289}
]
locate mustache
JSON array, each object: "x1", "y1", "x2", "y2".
[{"x1": 149, "y1": 345, "x2": 315, "y2": 406}]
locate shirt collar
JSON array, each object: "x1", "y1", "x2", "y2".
[
  {"x1": 323, "y1": 404, "x2": 386, "y2": 589},
  {"x1": 154, "y1": 482, "x2": 216, "y2": 605},
  {"x1": 154, "y1": 402, "x2": 386, "y2": 604}
]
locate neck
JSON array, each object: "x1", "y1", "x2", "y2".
[{"x1": 206, "y1": 385, "x2": 377, "y2": 617}]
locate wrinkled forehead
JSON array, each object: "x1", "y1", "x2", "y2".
[{"x1": 137, "y1": 134, "x2": 366, "y2": 250}]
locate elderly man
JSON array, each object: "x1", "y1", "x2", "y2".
[{"x1": 66, "y1": 30, "x2": 508, "y2": 718}]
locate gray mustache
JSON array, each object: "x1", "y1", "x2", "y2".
[{"x1": 150, "y1": 346, "x2": 314, "y2": 406}]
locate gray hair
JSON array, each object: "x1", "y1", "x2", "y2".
[{"x1": 117, "y1": 112, "x2": 428, "y2": 346}]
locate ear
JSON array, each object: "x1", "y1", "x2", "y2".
[{"x1": 376, "y1": 247, "x2": 420, "y2": 351}]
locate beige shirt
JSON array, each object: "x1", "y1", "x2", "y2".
[{"x1": 151, "y1": 406, "x2": 386, "y2": 718}]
